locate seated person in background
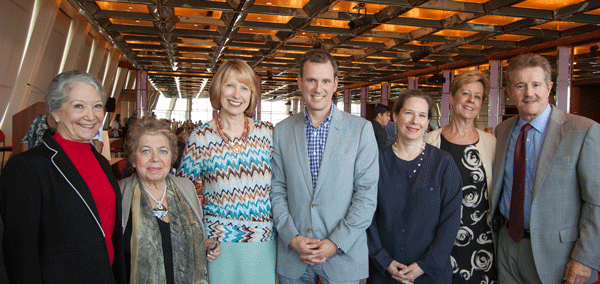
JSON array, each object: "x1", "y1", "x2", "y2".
[{"x1": 20, "y1": 114, "x2": 57, "y2": 151}]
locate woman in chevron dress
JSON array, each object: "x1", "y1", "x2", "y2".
[{"x1": 177, "y1": 59, "x2": 275, "y2": 284}]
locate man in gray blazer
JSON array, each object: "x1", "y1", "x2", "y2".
[
  {"x1": 271, "y1": 49, "x2": 379, "y2": 284},
  {"x1": 491, "y1": 53, "x2": 600, "y2": 284}
]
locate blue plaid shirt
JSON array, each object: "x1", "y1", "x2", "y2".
[{"x1": 304, "y1": 104, "x2": 335, "y2": 188}]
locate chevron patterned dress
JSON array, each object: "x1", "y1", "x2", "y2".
[{"x1": 177, "y1": 119, "x2": 275, "y2": 243}]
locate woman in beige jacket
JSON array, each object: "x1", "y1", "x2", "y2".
[{"x1": 426, "y1": 70, "x2": 497, "y2": 283}]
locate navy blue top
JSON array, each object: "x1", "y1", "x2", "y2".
[{"x1": 367, "y1": 144, "x2": 462, "y2": 283}]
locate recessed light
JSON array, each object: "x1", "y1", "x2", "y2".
[
  {"x1": 266, "y1": 2, "x2": 272, "y2": 5},
  {"x1": 128, "y1": 6, "x2": 134, "y2": 10}
]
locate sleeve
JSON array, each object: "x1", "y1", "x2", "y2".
[
  {"x1": 416, "y1": 156, "x2": 462, "y2": 279},
  {"x1": 0, "y1": 155, "x2": 44, "y2": 283},
  {"x1": 270, "y1": 123, "x2": 300, "y2": 247},
  {"x1": 366, "y1": 186, "x2": 394, "y2": 276},
  {"x1": 20, "y1": 115, "x2": 41, "y2": 145},
  {"x1": 327, "y1": 121, "x2": 379, "y2": 253},
  {"x1": 571, "y1": 122, "x2": 600, "y2": 269},
  {"x1": 175, "y1": 128, "x2": 204, "y2": 189}
]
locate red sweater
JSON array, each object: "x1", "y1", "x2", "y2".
[{"x1": 54, "y1": 133, "x2": 116, "y2": 264}]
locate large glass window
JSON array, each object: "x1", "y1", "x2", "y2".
[
  {"x1": 260, "y1": 100, "x2": 288, "y2": 125},
  {"x1": 153, "y1": 96, "x2": 173, "y2": 119},
  {"x1": 190, "y1": 98, "x2": 214, "y2": 123}
]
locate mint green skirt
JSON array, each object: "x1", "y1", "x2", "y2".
[{"x1": 208, "y1": 240, "x2": 276, "y2": 284}]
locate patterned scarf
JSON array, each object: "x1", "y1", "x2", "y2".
[{"x1": 129, "y1": 176, "x2": 208, "y2": 284}]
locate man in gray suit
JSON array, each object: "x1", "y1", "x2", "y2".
[
  {"x1": 271, "y1": 49, "x2": 378, "y2": 284},
  {"x1": 491, "y1": 53, "x2": 600, "y2": 284}
]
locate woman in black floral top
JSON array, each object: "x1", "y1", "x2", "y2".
[{"x1": 426, "y1": 70, "x2": 498, "y2": 284}]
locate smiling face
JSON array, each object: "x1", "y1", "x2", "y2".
[
  {"x1": 298, "y1": 60, "x2": 338, "y2": 117},
  {"x1": 394, "y1": 97, "x2": 430, "y2": 143},
  {"x1": 506, "y1": 66, "x2": 553, "y2": 122},
  {"x1": 219, "y1": 74, "x2": 252, "y2": 117},
  {"x1": 52, "y1": 82, "x2": 104, "y2": 143},
  {"x1": 451, "y1": 81, "x2": 484, "y2": 121},
  {"x1": 134, "y1": 133, "x2": 172, "y2": 184}
]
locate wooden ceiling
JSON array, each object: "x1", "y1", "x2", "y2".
[{"x1": 67, "y1": 0, "x2": 600, "y2": 101}]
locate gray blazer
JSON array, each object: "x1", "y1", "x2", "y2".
[
  {"x1": 490, "y1": 105, "x2": 600, "y2": 283},
  {"x1": 271, "y1": 106, "x2": 379, "y2": 281}
]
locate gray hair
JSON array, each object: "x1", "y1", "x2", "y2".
[{"x1": 45, "y1": 70, "x2": 107, "y2": 114}]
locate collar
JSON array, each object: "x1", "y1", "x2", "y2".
[
  {"x1": 303, "y1": 103, "x2": 335, "y2": 128},
  {"x1": 517, "y1": 104, "x2": 552, "y2": 133}
]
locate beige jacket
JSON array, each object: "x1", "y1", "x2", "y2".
[{"x1": 426, "y1": 127, "x2": 496, "y2": 199}]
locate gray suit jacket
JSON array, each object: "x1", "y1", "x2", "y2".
[
  {"x1": 271, "y1": 106, "x2": 379, "y2": 281},
  {"x1": 491, "y1": 105, "x2": 600, "y2": 283}
]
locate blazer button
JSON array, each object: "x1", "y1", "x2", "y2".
[
  {"x1": 307, "y1": 228, "x2": 313, "y2": 233},
  {"x1": 312, "y1": 204, "x2": 317, "y2": 208}
]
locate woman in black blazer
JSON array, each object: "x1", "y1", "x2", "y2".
[{"x1": 0, "y1": 71, "x2": 126, "y2": 283}]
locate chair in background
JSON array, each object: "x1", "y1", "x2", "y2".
[
  {"x1": 110, "y1": 137, "x2": 124, "y2": 158},
  {"x1": 0, "y1": 130, "x2": 12, "y2": 170}
]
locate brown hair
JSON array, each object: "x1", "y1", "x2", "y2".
[
  {"x1": 209, "y1": 59, "x2": 259, "y2": 116},
  {"x1": 124, "y1": 116, "x2": 178, "y2": 167},
  {"x1": 505, "y1": 53, "x2": 552, "y2": 86},
  {"x1": 298, "y1": 49, "x2": 338, "y2": 78},
  {"x1": 392, "y1": 89, "x2": 434, "y2": 119},
  {"x1": 450, "y1": 70, "x2": 490, "y2": 102}
]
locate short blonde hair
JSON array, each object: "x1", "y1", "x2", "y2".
[
  {"x1": 124, "y1": 116, "x2": 178, "y2": 167},
  {"x1": 450, "y1": 70, "x2": 490, "y2": 102},
  {"x1": 209, "y1": 59, "x2": 259, "y2": 116}
]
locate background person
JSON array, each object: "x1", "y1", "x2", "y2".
[
  {"x1": 111, "y1": 114, "x2": 123, "y2": 137},
  {"x1": 0, "y1": 70, "x2": 126, "y2": 283},
  {"x1": 177, "y1": 59, "x2": 276, "y2": 284},
  {"x1": 426, "y1": 70, "x2": 497, "y2": 283},
  {"x1": 20, "y1": 113, "x2": 57, "y2": 151},
  {"x1": 120, "y1": 116, "x2": 219, "y2": 284},
  {"x1": 371, "y1": 103, "x2": 391, "y2": 150},
  {"x1": 367, "y1": 90, "x2": 462, "y2": 284}
]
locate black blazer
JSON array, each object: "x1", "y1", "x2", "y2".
[{"x1": 0, "y1": 130, "x2": 126, "y2": 284}]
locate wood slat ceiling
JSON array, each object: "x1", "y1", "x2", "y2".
[{"x1": 67, "y1": 0, "x2": 600, "y2": 101}]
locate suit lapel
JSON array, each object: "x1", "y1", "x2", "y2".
[
  {"x1": 313, "y1": 107, "x2": 342, "y2": 196},
  {"x1": 293, "y1": 115, "x2": 314, "y2": 197},
  {"x1": 532, "y1": 106, "x2": 566, "y2": 199}
]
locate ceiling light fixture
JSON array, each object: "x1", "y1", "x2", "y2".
[{"x1": 348, "y1": 3, "x2": 374, "y2": 35}]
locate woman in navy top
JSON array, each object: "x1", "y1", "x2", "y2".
[{"x1": 367, "y1": 90, "x2": 462, "y2": 284}]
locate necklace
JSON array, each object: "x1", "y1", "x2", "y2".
[
  {"x1": 393, "y1": 141, "x2": 426, "y2": 178},
  {"x1": 215, "y1": 112, "x2": 250, "y2": 154},
  {"x1": 143, "y1": 183, "x2": 168, "y2": 219}
]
